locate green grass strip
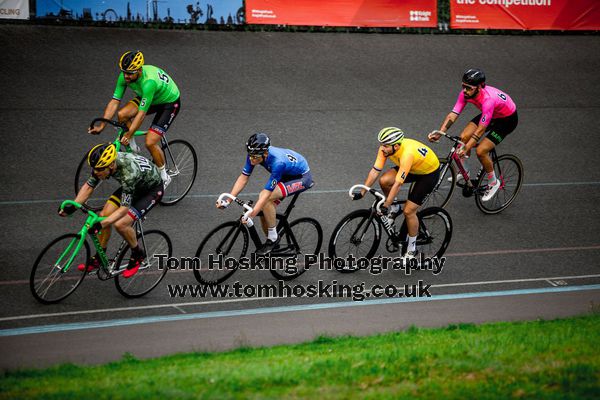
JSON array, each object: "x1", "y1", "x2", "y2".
[{"x1": 1, "y1": 313, "x2": 599, "y2": 399}]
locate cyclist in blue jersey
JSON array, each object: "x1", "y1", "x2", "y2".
[{"x1": 217, "y1": 133, "x2": 313, "y2": 254}]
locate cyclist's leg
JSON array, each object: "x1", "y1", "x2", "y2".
[
  {"x1": 262, "y1": 172, "x2": 313, "y2": 242},
  {"x1": 478, "y1": 111, "x2": 518, "y2": 171},
  {"x1": 145, "y1": 99, "x2": 181, "y2": 168},
  {"x1": 476, "y1": 138, "x2": 496, "y2": 174},
  {"x1": 114, "y1": 184, "x2": 163, "y2": 276},
  {"x1": 261, "y1": 186, "x2": 285, "y2": 238},
  {"x1": 117, "y1": 99, "x2": 139, "y2": 127},
  {"x1": 378, "y1": 168, "x2": 397, "y2": 196},
  {"x1": 114, "y1": 183, "x2": 164, "y2": 249},
  {"x1": 404, "y1": 169, "x2": 439, "y2": 254},
  {"x1": 97, "y1": 193, "x2": 121, "y2": 248}
]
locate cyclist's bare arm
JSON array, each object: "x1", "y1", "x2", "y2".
[
  {"x1": 429, "y1": 112, "x2": 459, "y2": 142},
  {"x1": 361, "y1": 168, "x2": 380, "y2": 196},
  {"x1": 60, "y1": 183, "x2": 94, "y2": 216},
  {"x1": 89, "y1": 99, "x2": 120, "y2": 134},
  {"x1": 217, "y1": 174, "x2": 249, "y2": 208},
  {"x1": 385, "y1": 159, "x2": 411, "y2": 207},
  {"x1": 74, "y1": 182, "x2": 94, "y2": 205}
]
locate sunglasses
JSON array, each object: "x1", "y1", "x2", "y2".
[
  {"x1": 462, "y1": 83, "x2": 477, "y2": 90},
  {"x1": 122, "y1": 70, "x2": 139, "y2": 76},
  {"x1": 249, "y1": 154, "x2": 263, "y2": 160}
]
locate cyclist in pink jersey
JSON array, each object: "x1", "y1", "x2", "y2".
[{"x1": 428, "y1": 69, "x2": 518, "y2": 201}]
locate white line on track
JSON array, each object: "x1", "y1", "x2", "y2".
[
  {"x1": 1, "y1": 180, "x2": 600, "y2": 206},
  {"x1": 2, "y1": 273, "x2": 600, "y2": 323}
]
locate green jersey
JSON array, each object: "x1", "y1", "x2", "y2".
[
  {"x1": 112, "y1": 65, "x2": 180, "y2": 113},
  {"x1": 87, "y1": 153, "x2": 162, "y2": 207}
]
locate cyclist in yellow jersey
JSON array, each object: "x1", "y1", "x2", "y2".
[{"x1": 354, "y1": 127, "x2": 440, "y2": 260}]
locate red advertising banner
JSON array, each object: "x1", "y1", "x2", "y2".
[
  {"x1": 245, "y1": 0, "x2": 437, "y2": 28},
  {"x1": 451, "y1": 0, "x2": 600, "y2": 30}
]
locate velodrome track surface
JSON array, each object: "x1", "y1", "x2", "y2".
[{"x1": 1, "y1": 26, "x2": 599, "y2": 369}]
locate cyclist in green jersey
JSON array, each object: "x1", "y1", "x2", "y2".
[
  {"x1": 88, "y1": 50, "x2": 181, "y2": 187},
  {"x1": 59, "y1": 143, "x2": 164, "y2": 278}
]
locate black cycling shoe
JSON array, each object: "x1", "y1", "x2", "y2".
[{"x1": 256, "y1": 239, "x2": 277, "y2": 255}]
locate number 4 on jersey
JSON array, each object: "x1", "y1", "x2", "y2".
[{"x1": 418, "y1": 147, "x2": 428, "y2": 157}]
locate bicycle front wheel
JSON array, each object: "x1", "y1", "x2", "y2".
[
  {"x1": 160, "y1": 139, "x2": 198, "y2": 206},
  {"x1": 30, "y1": 234, "x2": 90, "y2": 304},
  {"x1": 328, "y1": 209, "x2": 381, "y2": 273},
  {"x1": 475, "y1": 154, "x2": 524, "y2": 214},
  {"x1": 270, "y1": 217, "x2": 323, "y2": 281},
  {"x1": 417, "y1": 158, "x2": 456, "y2": 209},
  {"x1": 399, "y1": 207, "x2": 452, "y2": 259},
  {"x1": 194, "y1": 221, "x2": 249, "y2": 285},
  {"x1": 114, "y1": 230, "x2": 172, "y2": 298},
  {"x1": 74, "y1": 153, "x2": 119, "y2": 212}
]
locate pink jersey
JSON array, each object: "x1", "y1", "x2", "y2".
[{"x1": 452, "y1": 85, "x2": 516, "y2": 127}]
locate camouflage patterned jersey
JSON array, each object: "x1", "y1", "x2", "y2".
[{"x1": 87, "y1": 152, "x2": 162, "y2": 207}]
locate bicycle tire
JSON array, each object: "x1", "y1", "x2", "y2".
[
  {"x1": 160, "y1": 139, "x2": 198, "y2": 206},
  {"x1": 74, "y1": 152, "x2": 119, "y2": 212},
  {"x1": 114, "y1": 230, "x2": 172, "y2": 298},
  {"x1": 270, "y1": 217, "x2": 323, "y2": 281},
  {"x1": 398, "y1": 207, "x2": 452, "y2": 259},
  {"x1": 30, "y1": 233, "x2": 90, "y2": 304},
  {"x1": 417, "y1": 158, "x2": 457, "y2": 209},
  {"x1": 194, "y1": 221, "x2": 249, "y2": 285},
  {"x1": 475, "y1": 154, "x2": 524, "y2": 214},
  {"x1": 328, "y1": 209, "x2": 381, "y2": 273}
]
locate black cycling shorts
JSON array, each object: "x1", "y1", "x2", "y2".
[
  {"x1": 393, "y1": 167, "x2": 440, "y2": 206},
  {"x1": 470, "y1": 110, "x2": 518, "y2": 145},
  {"x1": 109, "y1": 183, "x2": 164, "y2": 221},
  {"x1": 131, "y1": 97, "x2": 181, "y2": 136}
]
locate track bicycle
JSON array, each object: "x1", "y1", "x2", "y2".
[
  {"x1": 74, "y1": 118, "x2": 198, "y2": 210},
  {"x1": 421, "y1": 130, "x2": 523, "y2": 214},
  {"x1": 328, "y1": 184, "x2": 452, "y2": 273},
  {"x1": 30, "y1": 200, "x2": 172, "y2": 304},
  {"x1": 193, "y1": 190, "x2": 323, "y2": 284}
]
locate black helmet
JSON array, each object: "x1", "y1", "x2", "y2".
[
  {"x1": 462, "y1": 68, "x2": 486, "y2": 87},
  {"x1": 246, "y1": 133, "x2": 270, "y2": 155}
]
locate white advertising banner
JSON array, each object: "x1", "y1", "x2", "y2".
[{"x1": 0, "y1": 0, "x2": 29, "y2": 19}]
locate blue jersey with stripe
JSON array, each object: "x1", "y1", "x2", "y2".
[{"x1": 242, "y1": 146, "x2": 310, "y2": 191}]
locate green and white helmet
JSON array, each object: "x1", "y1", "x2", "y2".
[{"x1": 377, "y1": 127, "x2": 404, "y2": 145}]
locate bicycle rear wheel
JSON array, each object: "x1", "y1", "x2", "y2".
[
  {"x1": 194, "y1": 221, "x2": 249, "y2": 285},
  {"x1": 160, "y1": 139, "x2": 198, "y2": 206},
  {"x1": 270, "y1": 217, "x2": 323, "y2": 281},
  {"x1": 328, "y1": 209, "x2": 381, "y2": 273},
  {"x1": 475, "y1": 154, "x2": 524, "y2": 214},
  {"x1": 74, "y1": 153, "x2": 120, "y2": 212},
  {"x1": 416, "y1": 158, "x2": 456, "y2": 209},
  {"x1": 114, "y1": 230, "x2": 172, "y2": 298},
  {"x1": 399, "y1": 207, "x2": 452, "y2": 259},
  {"x1": 30, "y1": 234, "x2": 90, "y2": 304}
]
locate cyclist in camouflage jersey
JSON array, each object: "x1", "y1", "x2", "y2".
[
  {"x1": 59, "y1": 143, "x2": 164, "y2": 278},
  {"x1": 88, "y1": 50, "x2": 181, "y2": 187}
]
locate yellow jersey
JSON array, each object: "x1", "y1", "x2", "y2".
[{"x1": 373, "y1": 138, "x2": 439, "y2": 183}]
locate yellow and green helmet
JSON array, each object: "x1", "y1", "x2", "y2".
[{"x1": 377, "y1": 127, "x2": 404, "y2": 145}]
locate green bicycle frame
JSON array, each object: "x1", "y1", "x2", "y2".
[
  {"x1": 57, "y1": 200, "x2": 106, "y2": 272},
  {"x1": 112, "y1": 127, "x2": 147, "y2": 153}
]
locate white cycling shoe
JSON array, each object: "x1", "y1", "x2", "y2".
[{"x1": 481, "y1": 179, "x2": 500, "y2": 201}]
